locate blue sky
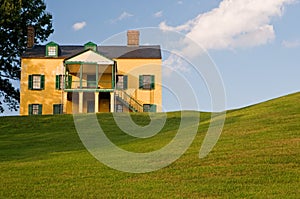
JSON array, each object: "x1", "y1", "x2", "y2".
[{"x1": 4, "y1": 0, "x2": 300, "y2": 114}]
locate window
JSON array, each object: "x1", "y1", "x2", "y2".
[
  {"x1": 28, "y1": 75, "x2": 45, "y2": 90},
  {"x1": 143, "y1": 104, "x2": 157, "y2": 112},
  {"x1": 46, "y1": 41, "x2": 58, "y2": 57},
  {"x1": 116, "y1": 104, "x2": 123, "y2": 112},
  {"x1": 33, "y1": 75, "x2": 41, "y2": 89},
  {"x1": 53, "y1": 104, "x2": 63, "y2": 114},
  {"x1": 65, "y1": 75, "x2": 72, "y2": 89},
  {"x1": 139, "y1": 75, "x2": 155, "y2": 90},
  {"x1": 48, "y1": 46, "x2": 57, "y2": 56},
  {"x1": 87, "y1": 75, "x2": 97, "y2": 88},
  {"x1": 116, "y1": 75, "x2": 128, "y2": 90},
  {"x1": 143, "y1": 104, "x2": 151, "y2": 112},
  {"x1": 28, "y1": 104, "x2": 42, "y2": 115},
  {"x1": 56, "y1": 75, "x2": 64, "y2": 90},
  {"x1": 84, "y1": 42, "x2": 97, "y2": 51}
]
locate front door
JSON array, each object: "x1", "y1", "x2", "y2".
[
  {"x1": 87, "y1": 100, "x2": 95, "y2": 113},
  {"x1": 100, "y1": 99, "x2": 110, "y2": 112}
]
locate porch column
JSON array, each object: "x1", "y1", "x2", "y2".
[
  {"x1": 110, "y1": 92, "x2": 115, "y2": 112},
  {"x1": 95, "y1": 92, "x2": 99, "y2": 113},
  {"x1": 79, "y1": 92, "x2": 83, "y2": 113}
]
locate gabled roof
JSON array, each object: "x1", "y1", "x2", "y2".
[
  {"x1": 22, "y1": 45, "x2": 162, "y2": 59},
  {"x1": 64, "y1": 49, "x2": 114, "y2": 65},
  {"x1": 97, "y1": 46, "x2": 161, "y2": 59}
]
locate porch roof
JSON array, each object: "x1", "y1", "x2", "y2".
[{"x1": 64, "y1": 49, "x2": 114, "y2": 65}]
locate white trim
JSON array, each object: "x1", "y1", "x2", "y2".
[{"x1": 65, "y1": 50, "x2": 114, "y2": 65}]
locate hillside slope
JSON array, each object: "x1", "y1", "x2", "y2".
[{"x1": 0, "y1": 92, "x2": 299, "y2": 198}]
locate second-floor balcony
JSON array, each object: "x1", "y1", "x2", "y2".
[{"x1": 64, "y1": 49, "x2": 116, "y2": 92}]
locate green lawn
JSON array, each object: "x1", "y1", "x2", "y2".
[{"x1": 0, "y1": 93, "x2": 299, "y2": 198}]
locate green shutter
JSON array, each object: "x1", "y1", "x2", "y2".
[
  {"x1": 139, "y1": 75, "x2": 143, "y2": 89},
  {"x1": 56, "y1": 75, "x2": 60, "y2": 89},
  {"x1": 41, "y1": 75, "x2": 45, "y2": 89},
  {"x1": 28, "y1": 75, "x2": 33, "y2": 89},
  {"x1": 150, "y1": 104, "x2": 157, "y2": 112},
  {"x1": 28, "y1": 104, "x2": 33, "y2": 115},
  {"x1": 53, "y1": 104, "x2": 63, "y2": 114},
  {"x1": 38, "y1": 104, "x2": 42, "y2": 115},
  {"x1": 67, "y1": 75, "x2": 72, "y2": 89},
  {"x1": 151, "y1": 75, "x2": 155, "y2": 89},
  {"x1": 123, "y1": 75, "x2": 128, "y2": 90},
  {"x1": 60, "y1": 104, "x2": 63, "y2": 114}
]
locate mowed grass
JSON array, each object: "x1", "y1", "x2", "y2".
[{"x1": 0, "y1": 93, "x2": 299, "y2": 198}]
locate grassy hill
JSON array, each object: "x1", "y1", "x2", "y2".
[{"x1": 0, "y1": 93, "x2": 299, "y2": 198}]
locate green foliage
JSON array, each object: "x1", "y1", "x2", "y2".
[
  {"x1": 0, "y1": 0, "x2": 53, "y2": 113},
  {"x1": 0, "y1": 93, "x2": 299, "y2": 198}
]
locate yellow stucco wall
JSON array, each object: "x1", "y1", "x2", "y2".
[
  {"x1": 20, "y1": 58, "x2": 66, "y2": 116},
  {"x1": 20, "y1": 56, "x2": 162, "y2": 115},
  {"x1": 115, "y1": 58, "x2": 162, "y2": 112}
]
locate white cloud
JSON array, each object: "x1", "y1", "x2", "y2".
[
  {"x1": 160, "y1": 0, "x2": 295, "y2": 51},
  {"x1": 154, "y1": 11, "x2": 163, "y2": 18},
  {"x1": 177, "y1": 1, "x2": 183, "y2": 5},
  {"x1": 282, "y1": 39, "x2": 300, "y2": 48},
  {"x1": 72, "y1": 21, "x2": 87, "y2": 31},
  {"x1": 163, "y1": 54, "x2": 190, "y2": 77},
  {"x1": 111, "y1": 11, "x2": 134, "y2": 23}
]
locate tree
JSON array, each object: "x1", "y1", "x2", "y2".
[{"x1": 0, "y1": 0, "x2": 53, "y2": 113}]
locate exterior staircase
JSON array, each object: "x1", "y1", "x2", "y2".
[{"x1": 115, "y1": 90, "x2": 143, "y2": 112}]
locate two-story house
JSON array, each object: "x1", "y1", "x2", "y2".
[{"x1": 20, "y1": 29, "x2": 162, "y2": 115}]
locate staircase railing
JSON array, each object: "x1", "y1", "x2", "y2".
[{"x1": 115, "y1": 90, "x2": 143, "y2": 112}]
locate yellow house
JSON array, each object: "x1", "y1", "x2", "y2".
[{"x1": 20, "y1": 30, "x2": 162, "y2": 115}]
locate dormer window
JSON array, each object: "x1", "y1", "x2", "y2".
[
  {"x1": 46, "y1": 41, "x2": 59, "y2": 57},
  {"x1": 84, "y1": 42, "x2": 97, "y2": 51},
  {"x1": 48, "y1": 46, "x2": 57, "y2": 56}
]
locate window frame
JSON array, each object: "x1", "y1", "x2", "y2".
[
  {"x1": 143, "y1": 104, "x2": 151, "y2": 112},
  {"x1": 47, "y1": 46, "x2": 57, "y2": 56},
  {"x1": 53, "y1": 104, "x2": 63, "y2": 114},
  {"x1": 28, "y1": 74, "x2": 45, "y2": 90},
  {"x1": 46, "y1": 41, "x2": 58, "y2": 57},
  {"x1": 139, "y1": 75, "x2": 155, "y2": 90},
  {"x1": 32, "y1": 75, "x2": 41, "y2": 89},
  {"x1": 56, "y1": 75, "x2": 65, "y2": 90},
  {"x1": 143, "y1": 104, "x2": 157, "y2": 112},
  {"x1": 28, "y1": 104, "x2": 42, "y2": 115},
  {"x1": 116, "y1": 104, "x2": 123, "y2": 112},
  {"x1": 116, "y1": 75, "x2": 128, "y2": 90}
]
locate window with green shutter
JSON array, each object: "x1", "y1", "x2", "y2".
[
  {"x1": 139, "y1": 75, "x2": 155, "y2": 90},
  {"x1": 143, "y1": 104, "x2": 157, "y2": 112},
  {"x1": 28, "y1": 104, "x2": 42, "y2": 115},
  {"x1": 56, "y1": 75, "x2": 64, "y2": 90},
  {"x1": 46, "y1": 41, "x2": 59, "y2": 57},
  {"x1": 116, "y1": 75, "x2": 128, "y2": 90},
  {"x1": 28, "y1": 75, "x2": 44, "y2": 90},
  {"x1": 53, "y1": 104, "x2": 63, "y2": 114},
  {"x1": 65, "y1": 75, "x2": 72, "y2": 89},
  {"x1": 116, "y1": 104, "x2": 123, "y2": 112}
]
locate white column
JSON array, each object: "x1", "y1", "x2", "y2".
[
  {"x1": 79, "y1": 92, "x2": 83, "y2": 113},
  {"x1": 110, "y1": 92, "x2": 115, "y2": 112},
  {"x1": 95, "y1": 92, "x2": 99, "y2": 113}
]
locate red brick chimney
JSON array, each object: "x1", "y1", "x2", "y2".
[
  {"x1": 27, "y1": 26, "x2": 35, "y2": 48},
  {"x1": 127, "y1": 30, "x2": 140, "y2": 46}
]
